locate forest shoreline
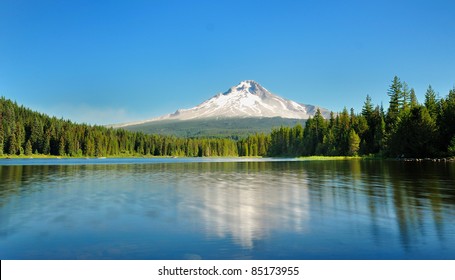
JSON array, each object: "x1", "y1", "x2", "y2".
[
  {"x1": 1, "y1": 154, "x2": 454, "y2": 162},
  {"x1": 2, "y1": 77, "x2": 455, "y2": 159}
]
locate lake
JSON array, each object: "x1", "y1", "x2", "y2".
[{"x1": 0, "y1": 158, "x2": 454, "y2": 259}]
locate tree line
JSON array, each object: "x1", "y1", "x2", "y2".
[
  {"x1": 239, "y1": 76, "x2": 455, "y2": 158},
  {"x1": 0, "y1": 97, "x2": 238, "y2": 157},
  {"x1": 1, "y1": 76, "x2": 454, "y2": 158}
]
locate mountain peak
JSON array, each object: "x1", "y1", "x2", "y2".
[
  {"x1": 163, "y1": 80, "x2": 331, "y2": 120},
  {"x1": 226, "y1": 80, "x2": 269, "y2": 97},
  {"x1": 237, "y1": 80, "x2": 260, "y2": 88}
]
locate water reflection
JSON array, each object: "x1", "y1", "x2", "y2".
[
  {"x1": 0, "y1": 159, "x2": 454, "y2": 259},
  {"x1": 305, "y1": 160, "x2": 454, "y2": 254},
  {"x1": 174, "y1": 162, "x2": 310, "y2": 248}
]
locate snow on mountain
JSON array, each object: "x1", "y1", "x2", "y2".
[{"x1": 115, "y1": 80, "x2": 330, "y2": 127}]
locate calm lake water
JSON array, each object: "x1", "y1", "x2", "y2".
[{"x1": 0, "y1": 158, "x2": 454, "y2": 260}]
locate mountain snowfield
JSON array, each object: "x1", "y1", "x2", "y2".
[{"x1": 115, "y1": 80, "x2": 330, "y2": 127}]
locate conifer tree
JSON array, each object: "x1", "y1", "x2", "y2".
[
  {"x1": 424, "y1": 85, "x2": 438, "y2": 119},
  {"x1": 401, "y1": 82, "x2": 410, "y2": 111},
  {"x1": 25, "y1": 139, "x2": 33, "y2": 156},
  {"x1": 58, "y1": 136, "x2": 66, "y2": 156},
  {"x1": 409, "y1": 88, "x2": 418, "y2": 108},
  {"x1": 348, "y1": 129, "x2": 360, "y2": 156},
  {"x1": 8, "y1": 131, "x2": 17, "y2": 155},
  {"x1": 448, "y1": 136, "x2": 455, "y2": 156},
  {"x1": 386, "y1": 76, "x2": 402, "y2": 129},
  {"x1": 362, "y1": 95, "x2": 373, "y2": 118},
  {"x1": 439, "y1": 88, "x2": 455, "y2": 154},
  {"x1": 0, "y1": 116, "x2": 3, "y2": 156}
]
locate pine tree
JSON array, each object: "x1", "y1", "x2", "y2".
[
  {"x1": 302, "y1": 112, "x2": 326, "y2": 156},
  {"x1": 8, "y1": 131, "x2": 17, "y2": 155},
  {"x1": 30, "y1": 117, "x2": 44, "y2": 153},
  {"x1": 42, "y1": 132, "x2": 51, "y2": 155},
  {"x1": 373, "y1": 106, "x2": 385, "y2": 154},
  {"x1": 387, "y1": 76, "x2": 402, "y2": 124},
  {"x1": 362, "y1": 95, "x2": 373, "y2": 118},
  {"x1": 401, "y1": 82, "x2": 410, "y2": 111},
  {"x1": 16, "y1": 121, "x2": 25, "y2": 154},
  {"x1": 387, "y1": 106, "x2": 436, "y2": 157},
  {"x1": 424, "y1": 85, "x2": 438, "y2": 119},
  {"x1": 409, "y1": 88, "x2": 418, "y2": 108},
  {"x1": 439, "y1": 88, "x2": 455, "y2": 154},
  {"x1": 25, "y1": 139, "x2": 33, "y2": 156},
  {"x1": 348, "y1": 129, "x2": 360, "y2": 156},
  {"x1": 448, "y1": 136, "x2": 455, "y2": 156},
  {"x1": 58, "y1": 136, "x2": 65, "y2": 156},
  {"x1": 322, "y1": 129, "x2": 337, "y2": 155},
  {"x1": 337, "y1": 108, "x2": 351, "y2": 155},
  {"x1": 0, "y1": 115, "x2": 4, "y2": 156}
]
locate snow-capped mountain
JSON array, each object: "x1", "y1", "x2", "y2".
[{"x1": 116, "y1": 80, "x2": 330, "y2": 127}]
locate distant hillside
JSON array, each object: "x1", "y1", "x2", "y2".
[{"x1": 122, "y1": 117, "x2": 306, "y2": 138}]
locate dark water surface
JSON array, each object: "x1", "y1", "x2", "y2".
[{"x1": 0, "y1": 158, "x2": 454, "y2": 259}]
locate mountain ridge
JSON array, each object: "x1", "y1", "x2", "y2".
[{"x1": 114, "y1": 80, "x2": 331, "y2": 128}]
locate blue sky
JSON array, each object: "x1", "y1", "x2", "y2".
[{"x1": 1, "y1": 0, "x2": 454, "y2": 124}]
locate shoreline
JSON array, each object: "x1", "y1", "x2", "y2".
[
  {"x1": 395, "y1": 156, "x2": 455, "y2": 162},
  {"x1": 1, "y1": 154, "x2": 454, "y2": 162}
]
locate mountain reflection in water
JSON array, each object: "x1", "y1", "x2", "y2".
[{"x1": 175, "y1": 165, "x2": 309, "y2": 248}]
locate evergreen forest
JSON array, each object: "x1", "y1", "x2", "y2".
[{"x1": 1, "y1": 76, "x2": 454, "y2": 158}]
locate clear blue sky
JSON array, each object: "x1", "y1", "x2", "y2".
[{"x1": 1, "y1": 0, "x2": 454, "y2": 124}]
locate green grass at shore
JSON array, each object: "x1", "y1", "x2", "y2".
[
  {"x1": 0, "y1": 154, "x2": 177, "y2": 160},
  {"x1": 296, "y1": 156, "x2": 361, "y2": 161},
  {"x1": 0, "y1": 154, "x2": 70, "y2": 159},
  {"x1": 1, "y1": 154, "x2": 383, "y2": 160}
]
